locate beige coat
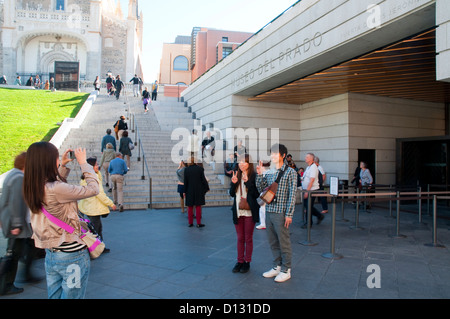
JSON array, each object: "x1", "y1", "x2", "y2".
[
  {"x1": 78, "y1": 172, "x2": 114, "y2": 216},
  {"x1": 30, "y1": 163, "x2": 99, "y2": 249}
]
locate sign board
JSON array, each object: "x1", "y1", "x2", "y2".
[
  {"x1": 329, "y1": 176, "x2": 339, "y2": 196},
  {"x1": 54, "y1": 61, "x2": 80, "y2": 91}
]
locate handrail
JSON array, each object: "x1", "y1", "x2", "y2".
[
  {"x1": 124, "y1": 90, "x2": 152, "y2": 209},
  {"x1": 132, "y1": 116, "x2": 152, "y2": 209}
]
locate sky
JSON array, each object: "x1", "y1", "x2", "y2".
[{"x1": 120, "y1": 0, "x2": 298, "y2": 81}]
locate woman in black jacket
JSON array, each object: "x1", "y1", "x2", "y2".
[
  {"x1": 184, "y1": 158, "x2": 209, "y2": 227},
  {"x1": 229, "y1": 154, "x2": 260, "y2": 273}
]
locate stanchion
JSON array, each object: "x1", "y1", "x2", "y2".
[
  {"x1": 299, "y1": 191, "x2": 318, "y2": 246},
  {"x1": 390, "y1": 191, "x2": 406, "y2": 238},
  {"x1": 413, "y1": 186, "x2": 427, "y2": 226},
  {"x1": 322, "y1": 196, "x2": 343, "y2": 259},
  {"x1": 349, "y1": 188, "x2": 364, "y2": 230},
  {"x1": 388, "y1": 186, "x2": 393, "y2": 218},
  {"x1": 337, "y1": 184, "x2": 348, "y2": 222},
  {"x1": 425, "y1": 195, "x2": 445, "y2": 248}
]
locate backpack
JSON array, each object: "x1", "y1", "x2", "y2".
[{"x1": 318, "y1": 170, "x2": 323, "y2": 188}]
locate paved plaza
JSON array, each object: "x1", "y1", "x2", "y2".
[{"x1": 2, "y1": 201, "x2": 450, "y2": 302}]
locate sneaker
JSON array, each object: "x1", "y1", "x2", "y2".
[
  {"x1": 256, "y1": 225, "x2": 266, "y2": 230},
  {"x1": 274, "y1": 269, "x2": 291, "y2": 282},
  {"x1": 262, "y1": 266, "x2": 281, "y2": 278},
  {"x1": 119, "y1": 205, "x2": 124, "y2": 212}
]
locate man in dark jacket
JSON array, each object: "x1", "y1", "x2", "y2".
[
  {"x1": 184, "y1": 159, "x2": 209, "y2": 227},
  {"x1": 114, "y1": 75, "x2": 124, "y2": 100},
  {"x1": 0, "y1": 153, "x2": 41, "y2": 296}
]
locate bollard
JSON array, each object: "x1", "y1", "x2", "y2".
[
  {"x1": 299, "y1": 191, "x2": 318, "y2": 246},
  {"x1": 390, "y1": 191, "x2": 406, "y2": 238},
  {"x1": 425, "y1": 195, "x2": 445, "y2": 248},
  {"x1": 350, "y1": 188, "x2": 364, "y2": 230},
  {"x1": 322, "y1": 197, "x2": 343, "y2": 260}
]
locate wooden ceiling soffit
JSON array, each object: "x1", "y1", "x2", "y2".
[{"x1": 249, "y1": 29, "x2": 450, "y2": 105}]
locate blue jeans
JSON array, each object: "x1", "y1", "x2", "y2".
[{"x1": 45, "y1": 248, "x2": 90, "y2": 299}]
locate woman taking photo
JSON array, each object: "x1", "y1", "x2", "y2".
[
  {"x1": 22, "y1": 142, "x2": 99, "y2": 299},
  {"x1": 229, "y1": 154, "x2": 260, "y2": 273}
]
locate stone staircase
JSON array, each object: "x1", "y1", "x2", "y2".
[{"x1": 60, "y1": 90, "x2": 232, "y2": 210}]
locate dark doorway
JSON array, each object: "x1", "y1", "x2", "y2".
[{"x1": 358, "y1": 149, "x2": 376, "y2": 184}]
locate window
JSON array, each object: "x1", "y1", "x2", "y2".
[
  {"x1": 56, "y1": 0, "x2": 65, "y2": 10},
  {"x1": 222, "y1": 37, "x2": 229, "y2": 42},
  {"x1": 173, "y1": 56, "x2": 189, "y2": 71},
  {"x1": 222, "y1": 47, "x2": 233, "y2": 59}
]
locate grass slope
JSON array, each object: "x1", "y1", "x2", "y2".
[{"x1": 0, "y1": 88, "x2": 89, "y2": 174}]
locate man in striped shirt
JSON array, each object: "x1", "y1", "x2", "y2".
[{"x1": 256, "y1": 144, "x2": 297, "y2": 282}]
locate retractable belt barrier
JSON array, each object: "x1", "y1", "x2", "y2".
[{"x1": 298, "y1": 188, "x2": 450, "y2": 260}]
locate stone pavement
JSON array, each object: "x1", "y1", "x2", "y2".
[{"x1": 2, "y1": 201, "x2": 450, "y2": 302}]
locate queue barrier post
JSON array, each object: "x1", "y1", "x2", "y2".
[
  {"x1": 338, "y1": 185, "x2": 348, "y2": 222},
  {"x1": 299, "y1": 191, "x2": 318, "y2": 246},
  {"x1": 390, "y1": 191, "x2": 406, "y2": 239},
  {"x1": 425, "y1": 195, "x2": 445, "y2": 248},
  {"x1": 322, "y1": 196, "x2": 343, "y2": 260},
  {"x1": 349, "y1": 188, "x2": 364, "y2": 230}
]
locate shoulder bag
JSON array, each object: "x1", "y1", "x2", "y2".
[
  {"x1": 41, "y1": 207, "x2": 105, "y2": 259},
  {"x1": 258, "y1": 167, "x2": 287, "y2": 205}
]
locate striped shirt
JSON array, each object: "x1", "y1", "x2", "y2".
[
  {"x1": 256, "y1": 162, "x2": 297, "y2": 218},
  {"x1": 53, "y1": 241, "x2": 86, "y2": 253}
]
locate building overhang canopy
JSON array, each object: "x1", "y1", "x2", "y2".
[{"x1": 249, "y1": 29, "x2": 450, "y2": 105}]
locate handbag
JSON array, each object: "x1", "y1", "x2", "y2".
[
  {"x1": 41, "y1": 207, "x2": 105, "y2": 259},
  {"x1": 258, "y1": 167, "x2": 287, "y2": 205},
  {"x1": 238, "y1": 197, "x2": 251, "y2": 210},
  {"x1": 129, "y1": 142, "x2": 135, "y2": 151}
]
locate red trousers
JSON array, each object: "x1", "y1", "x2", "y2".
[
  {"x1": 188, "y1": 206, "x2": 202, "y2": 225},
  {"x1": 235, "y1": 216, "x2": 256, "y2": 263}
]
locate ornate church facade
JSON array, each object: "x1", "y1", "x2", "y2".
[{"x1": 0, "y1": 0, "x2": 143, "y2": 83}]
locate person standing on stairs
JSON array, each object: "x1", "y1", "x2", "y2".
[
  {"x1": 113, "y1": 115, "x2": 128, "y2": 140},
  {"x1": 119, "y1": 130, "x2": 133, "y2": 170},
  {"x1": 114, "y1": 75, "x2": 124, "y2": 100},
  {"x1": 99, "y1": 143, "x2": 116, "y2": 191},
  {"x1": 101, "y1": 129, "x2": 116, "y2": 152},
  {"x1": 142, "y1": 87, "x2": 150, "y2": 113},
  {"x1": 108, "y1": 153, "x2": 128, "y2": 213},
  {"x1": 176, "y1": 160, "x2": 187, "y2": 213},
  {"x1": 151, "y1": 80, "x2": 159, "y2": 101},
  {"x1": 129, "y1": 74, "x2": 140, "y2": 97},
  {"x1": 184, "y1": 157, "x2": 209, "y2": 227}
]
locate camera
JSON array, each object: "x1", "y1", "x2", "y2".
[{"x1": 68, "y1": 151, "x2": 76, "y2": 160}]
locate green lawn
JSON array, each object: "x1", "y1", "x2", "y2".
[{"x1": 0, "y1": 88, "x2": 89, "y2": 174}]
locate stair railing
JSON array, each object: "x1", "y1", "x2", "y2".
[{"x1": 130, "y1": 112, "x2": 152, "y2": 209}]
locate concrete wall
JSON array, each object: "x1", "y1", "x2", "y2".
[
  {"x1": 297, "y1": 93, "x2": 445, "y2": 185},
  {"x1": 348, "y1": 93, "x2": 445, "y2": 185},
  {"x1": 299, "y1": 93, "x2": 351, "y2": 182},
  {"x1": 436, "y1": 0, "x2": 450, "y2": 83},
  {"x1": 159, "y1": 42, "x2": 191, "y2": 85}
]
